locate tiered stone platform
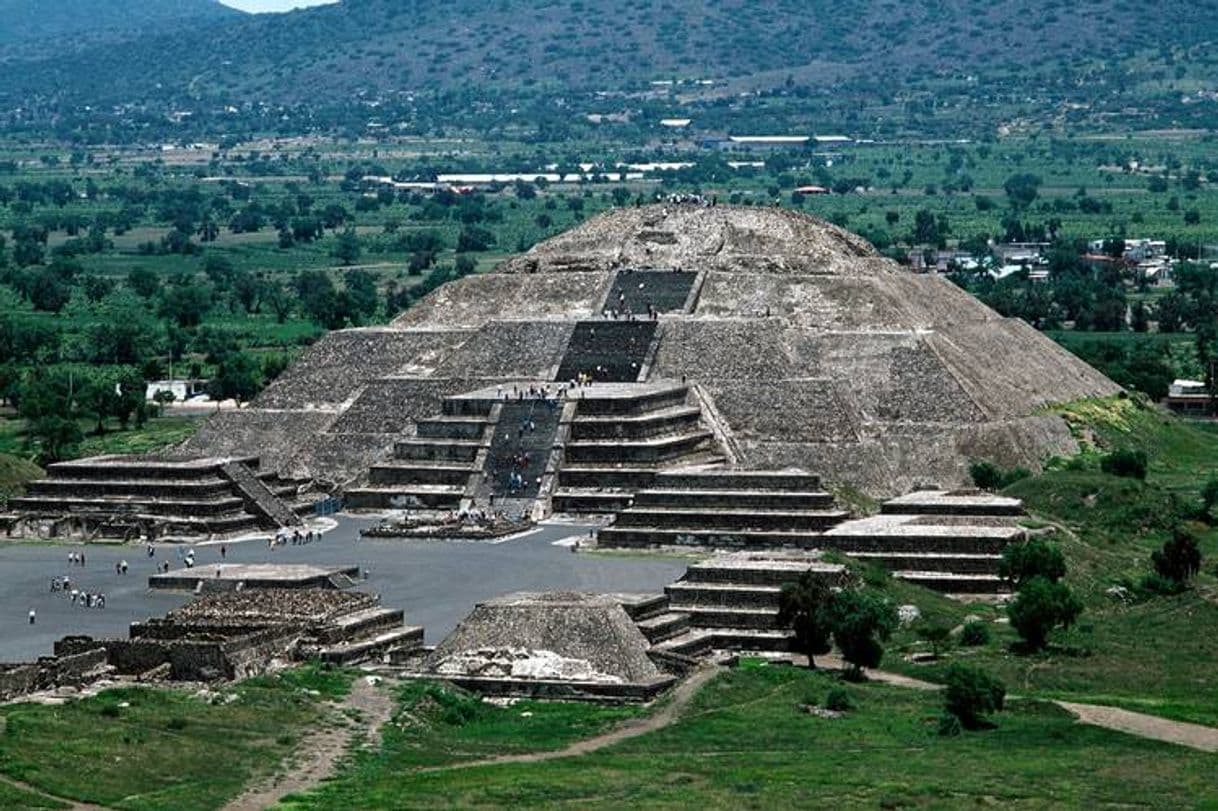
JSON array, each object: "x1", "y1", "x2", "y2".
[
  {"x1": 57, "y1": 588, "x2": 424, "y2": 680},
  {"x1": 8, "y1": 455, "x2": 315, "y2": 539},
  {"x1": 595, "y1": 469, "x2": 847, "y2": 548},
  {"x1": 823, "y1": 489, "x2": 1027, "y2": 598},
  {"x1": 553, "y1": 383, "x2": 725, "y2": 513},
  {"x1": 625, "y1": 553, "x2": 849, "y2": 657},
  {"x1": 149, "y1": 563, "x2": 361, "y2": 592}
]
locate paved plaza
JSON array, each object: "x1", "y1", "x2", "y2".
[{"x1": 0, "y1": 517, "x2": 687, "y2": 661}]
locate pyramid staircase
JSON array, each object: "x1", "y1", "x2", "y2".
[
  {"x1": 221, "y1": 461, "x2": 299, "y2": 528},
  {"x1": 596, "y1": 469, "x2": 848, "y2": 548},
  {"x1": 298, "y1": 604, "x2": 425, "y2": 665}
]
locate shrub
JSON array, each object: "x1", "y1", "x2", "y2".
[
  {"x1": 938, "y1": 712, "x2": 963, "y2": 737},
  {"x1": 824, "y1": 687, "x2": 855, "y2": 713},
  {"x1": 1100, "y1": 448, "x2": 1148, "y2": 480},
  {"x1": 943, "y1": 663, "x2": 1006, "y2": 730},
  {"x1": 1152, "y1": 526, "x2": 1203, "y2": 586},
  {"x1": 99, "y1": 703, "x2": 120, "y2": 718},
  {"x1": 1138, "y1": 572, "x2": 1185, "y2": 597},
  {"x1": 999, "y1": 539, "x2": 1067, "y2": 588},
  {"x1": 1200, "y1": 476, "x2": 1218, "y2": 521},
  {"x1": 166, "y1": 717, "x2": 189, "y2": 731},
  {"x1": 915, "y1": 621, "x2": 952, "y2": 657},
  {"x1": 969, "y1": 461, "x2": 1031, "y2": 491},
  {"x1": 960, "y1": 620, "x2": 991, "y2": 647},
  {"x1": 1007, "y1": 576, "x2": 1083, "y2": 651}
]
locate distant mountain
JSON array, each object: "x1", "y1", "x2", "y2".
[
  {"x1": 0, "y1": 0, "x2": 243, "y2": 51},
  {"x1": 1, "y1": 0, "x2": 1216, "y2": 115}
]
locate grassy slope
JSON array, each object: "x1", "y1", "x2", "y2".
[
  {"x1": 289, "y1": 666, "x2": 1218, "y2": 810},
  {"x1": 881, "y1": 396, "x2": 1218, "y2": 725},
  {"x1": 0, "y1": 669, "x2": 342, "y2": 811}
]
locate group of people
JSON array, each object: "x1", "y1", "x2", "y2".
[
  {"x1": 48, "y1": 576, "x2": 106, "y2": 610},
  {"x1": 270, "y1": 527, "x2": 319, "y2": 548}
]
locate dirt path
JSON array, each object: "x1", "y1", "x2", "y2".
[
  {"x1": 422, "y1": 663, "x2": 723, "y2": 773},
  {"x1": 819, "y1": 654, "x2": 1218, "y2": 753},
  {"x1": 0, "y1": 771, "x2": 108, "y2": 811},
  {"x1": 1055, "y1": 702, "x2": 1218, "y2": 752},
  {"x1": 222, "y1": 676, "x2": 394, "y2": 811}
]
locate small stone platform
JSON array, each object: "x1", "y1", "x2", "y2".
[
  {"x1": 880, "y1": 489, "x2": 1025, "y2": 517},
  {"x1": 149, "y1": 563, "x2": 361, "y2": 592}
]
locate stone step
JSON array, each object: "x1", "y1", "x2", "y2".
[
  {"x1": 415, "y1": 416, "x2": 489, "y2": 440},
  {"x1": 635, "y1": 611, "x2": 691, "y2": 644},
  {"x1": 556, "y1": 467, "x2": 659, "y2": 489},
  {"x1": 564, "y1": 431, "x2": 714, "y2": 464},
  {"x1": 8, "y1": 495, "x2": 250, "y2": 517},
  {"x1": 441, "y1": 397, "x2": 496, "y2": 417},
  {"x1": 617, "y1": 593, "x2": 671, "y2": 621},
  {"x1": 344, "y1": 486, "x2": 465, "y2": 510},
  {"x1": 665, "y1": 581, "x2": 783, "y2": 609},
  {"x1": 555, "y1": 319, "x2": 659, "y2": 383},
  {"x1": 653, "y1": 470, "x2": 821, "y2": 492},
  {"x1": 820, "y1": 532, "x2": 1014, "y2": 556},
  {"x1": 653, "y1": 627, "x2": 793, "y2": 656},
  {"x1": 597, "y1": 526, "x2": 821, "y2": 550},
  {"x1": 684, "y1": 558, "x2": 842, "y2": 587},
  {"x1": 46, "y1": 457, "x2": 253, "y2": 482},
  {"x1": 571, "y1": 406, "x2": 703, "y2": 440},
  {"x1": 26, "y1": 478, "x2": 236, "y2": 499},
  {"x1": 551, "y1": 489, "x2": 636, "y2": 514},
  {"x1": 316, "y1": 606, "x2": 405, "y2": 645},
  {"x1": 893, "y1": 571, "x2": 1010, "y2": 594},
  {"x1": 312, "y1": 626, "x2": 425, "y2": 665},
  {"x1": 572, "y1": 384, "x2": 689, "y2": 416},
  {"x1": 604, "y1": 269, "x2": 697, "y2": 314},
  {"x1": 612, "y1": 507, "x2": 848, "y2": 532},
  {"x1": 846, "y1": 551, "x2": 1003, "y2": 575},
  {"x1": 630, "y1": 488, "x2": 837, "y2": 510},
  {"x1": 672, "y1": 605, "x2": 781, "y2": 630},
  {"x1": 393, "y1": 438, "x2": 483, "y2": 462},
  {"x1": 368, "y1": 462, "x2": 474, "y2": 487}
]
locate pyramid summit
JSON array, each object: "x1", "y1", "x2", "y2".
[{"x1": 184, "y1": 204, "x2": 1120, "y2": 499}]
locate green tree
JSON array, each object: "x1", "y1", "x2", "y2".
[
  {"x1": 344, "y1": 268, "x2": 378, "y2": 322},
  {"x1": 1003, "y1": 173, "x2": 1042, "y2": 210},
  {"x1": 1152, "y1": 526, "x2": 1203, "y2": 586},
  {"x1": 127, "y1": 267, "x2": 161, "y2": 299},
  {"x1": 208, "y1": 351, "x2": 263, "y2": 405},
  {"x1": 776, "y1": 571, "x2": 835, "y2": 669},
  {"x1": 333, "y1": 227, "x2": 361, "y2": 266},
  {"x1": 1007, "y1": 576, "x2": 1083, "y2": 651},
  {"x1": 828, "y1": 590, "x2": 898, "y2": 678},
  {"x1": 943, "y1": 663, "x2": 1006, "y2": 730}
]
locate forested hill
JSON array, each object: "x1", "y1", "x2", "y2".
[
  {"x1": 2, "y1": 0, "x2": 1217, "y2": 108},
  {"x1": 0, "y1": 0, "x2": 243, "y2": 52}
]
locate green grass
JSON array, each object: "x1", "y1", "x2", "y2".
[
  {"x1": 0, "y1": 779, "x2": 68, "y2": 809},
  {"x1": 0, "y1": 670, "x2": 339, "y2": 811},
  {"x1": 286, "y1": 667, "x2": 1218, "y2": 810},
  {"x1": 280, "y1": 680, "x2": 643, "y2": 809}
]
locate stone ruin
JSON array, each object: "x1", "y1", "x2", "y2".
[
  {"x1": 178, "y1": 204, "x2": 1119, "y2": 504},
  {"x1": 40, "y1": 588, "x2": 421, "y2": 692},
  {"x1": 3, "y1": 454, "x2": 322, "y2": 541}
]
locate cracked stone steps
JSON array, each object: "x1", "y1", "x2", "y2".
[
  {"x1": 416, "y1": 416, "x2": 489, "y2": 440},
  {"x1": 314, "y1": 606, "x2": 406, "y2": 645},
  {"x1": 392, "y1": 438, "x2": 483, "y2": 463},
  {"x1": 612, "y1": 507, "x2": 848, "y2": 532},
  {"x1": 597, "y1": 527, "x2": 824, "y2": 549},
  {"x1": 893, "y1": 572, "x2": 1009, "y2": 594},
  {"x1": 846, "y1": 551, "x2": 1005, "y2": 575},
  {"x1": 8, "y1": 495, "x2": 250, "y2": 518},
  {"x1": 666, "y1": 581, "x2": 784, "y2": 610},
  {"x1": 42, "y1": 457, "x2": 259, "y2": 482},
  {"x1": 654, "y1": 628, "x2": 794, "y2": 656},
  {"x1": 653, "y1": 470, "x2": 823, "y2": 492},
  {"x1": 634, "y1": 611, "x2": 692, "y2": 644},
  {"x1": 564, "y1": 431, "x2": 716, "y2": 465},
  {"x1": 820, "y1": 527, "x2": 1019, "y2": 555},
  {"x1": 630, "y1": 488, "x2": 836, "y2": 510},
  {"x1": 221, "y1": 462, "x2": 299, "y2": 528},
  {"x1": 570, "y1": 405, "x2": 704, "y2": 441},
  {"x1": 345, "y1": 485, "x2": 466, "y2": 510},
  {"x1": 880, "y1": 490, "x2": 1026, "y2": 517},
  {"x1": 604, "y1": 270, "x2": 697, "y2": 314},
  {"x1": 554, "y1": 320, "x2": 659, "y2": 383},
  {"x1": 367, "y1": 462, "x2": 474, "y2": 487},
  {"x1": 24, "y1": 478, "x2": 238, "y2": 500},
  {"x1": 572, "y1": 384, "x2": 689, "y2": 417},
  {"x1": 311, "y1": 625, "x2": 425, "y2": 665}
]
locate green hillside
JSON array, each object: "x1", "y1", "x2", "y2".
[{"x1": 0, "y1": 0, "x2": 242, "y2": 52}]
